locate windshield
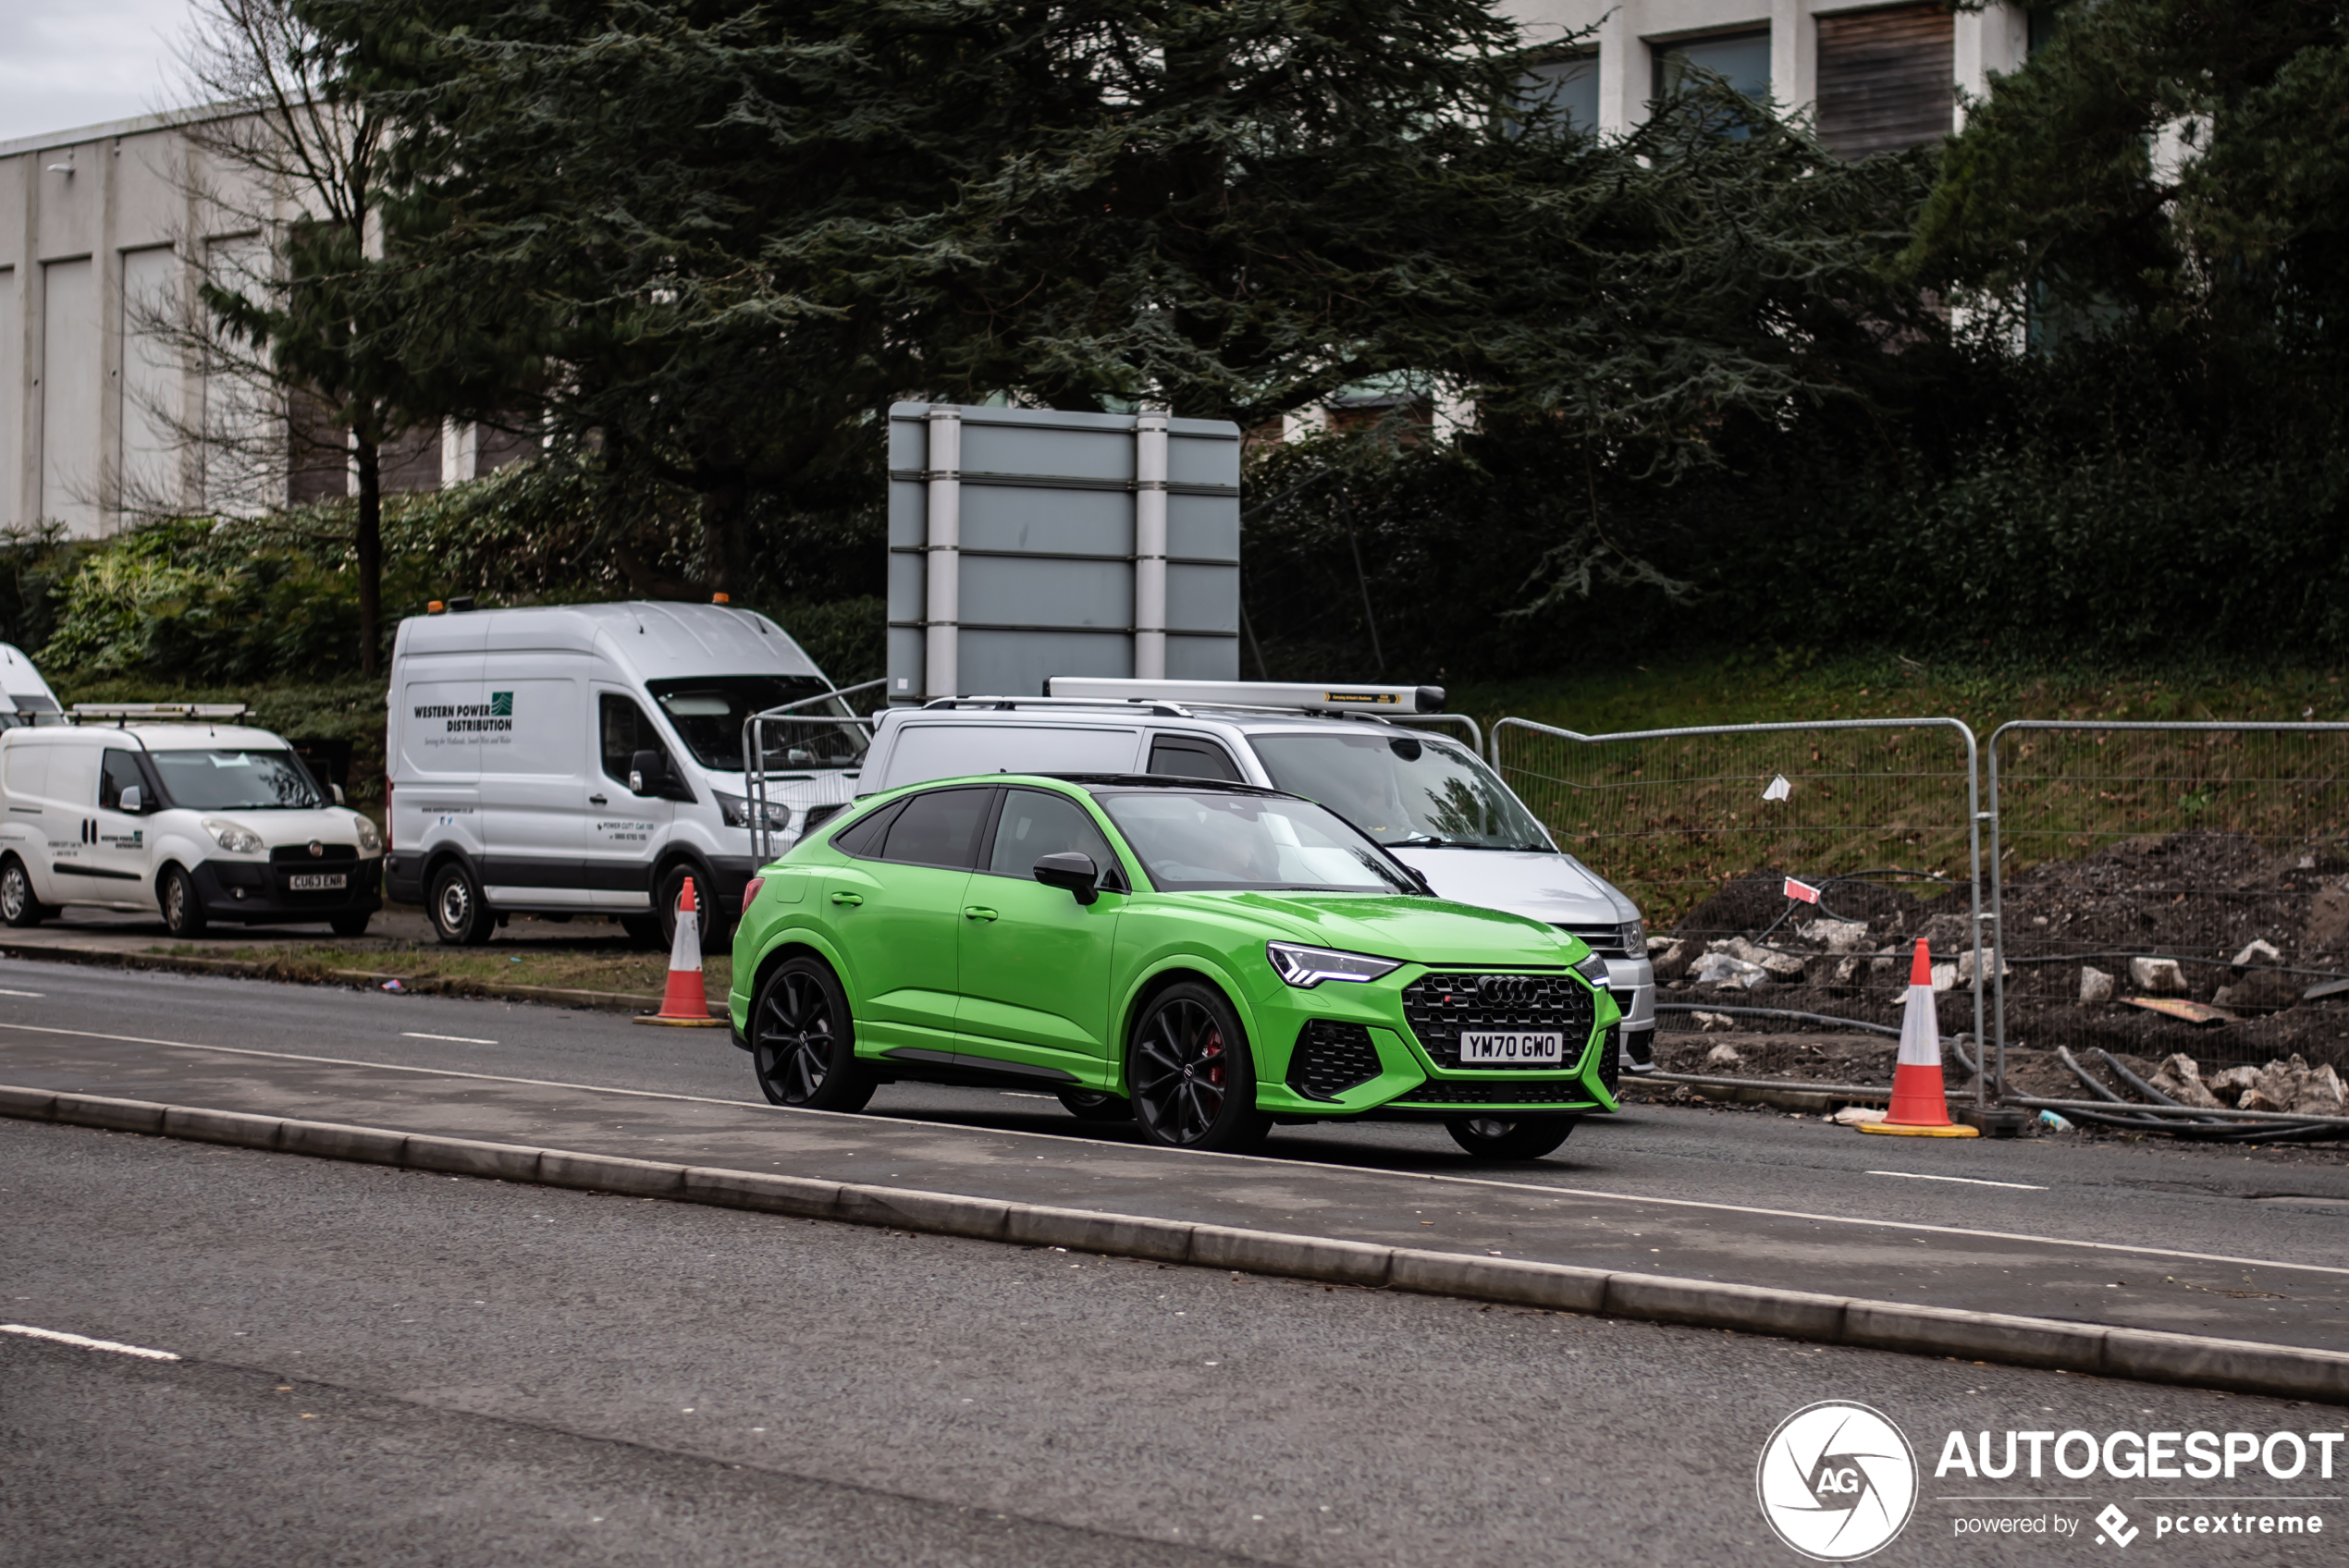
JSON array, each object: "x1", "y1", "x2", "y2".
[
  {"x1": 646, "y1": 676, "x2": 867, "y2": 773},
  {"x1": 149, "y1": 749, "x2": 320, "y2": 810},
  {"x1": 1248, "y1": 731, "x2": 1553, "y2": 851},
  {"x1": 1097, "y1": 790, "x2": 1419, "y2": 894}
]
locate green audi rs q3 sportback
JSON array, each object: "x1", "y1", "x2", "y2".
[{"x1": 729, "y1": 775, "x2": 1620, "y2": 1158}]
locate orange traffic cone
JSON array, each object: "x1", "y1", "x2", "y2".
[
  {"x1": 633, "y1": 876, "x2": 727, "y2": 1027},
  {"x1": 1857, "y1": 939, "x2": 1979, "y2": 1137}
]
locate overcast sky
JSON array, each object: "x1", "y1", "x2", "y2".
[{"x1": 0, "y1": 0, "x2": 199, "y2": 144}]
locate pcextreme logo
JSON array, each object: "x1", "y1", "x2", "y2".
[{"x1": 1757, "y1": 1401, "x2": 1920, "y2": 1561}]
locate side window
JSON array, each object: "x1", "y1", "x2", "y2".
[
  {"x1": 987, "y1": 789, "x2": 1120, "y2": 884},
  {"x1": 830, "y1": 801, "x2": 904, "y2": 860},
  {"x1": 100, "y1": 750, "x2": 149, "y2": 811},
  {"x1": 600, "y1": 693, "x2": 660, "y2": 785},
  {"x1": 1148, "y1": 735, "x2": 1243, "y2": 782},
  {"x1": 878, "y1": 788, "x2": 993, "y2": 869}
]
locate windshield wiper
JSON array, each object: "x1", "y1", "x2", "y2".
[{"x1": 1391, "y1": 834, "x2": 1552, "y2": 851}]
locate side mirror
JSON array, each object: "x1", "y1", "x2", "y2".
[
  {"x1": 118, "y1": 785, "x2": 142, "y2": 814},
  {"x1": 331, "y1": 783, "x2": 347, "y2": 806},
  {"x1": 629, "y1": 749, "x2": 666, "y2": 796},
  {"x1": 1032, "y1": 851, "x2": 1101, "y2": 905}
]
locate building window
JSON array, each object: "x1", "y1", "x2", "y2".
[
  {"x1": 1652, "y1": 31, "x2": 1772, "y2": 105},
  {"x1": 1816, "y1": 5, "x2": 1955, "y2": 159},
  {"x1": 1521, "y1": 53, "x2": 1601, "y2": 132}
]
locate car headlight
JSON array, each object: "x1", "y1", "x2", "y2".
[
  {"x1": 1267, "y1": 941, "x2": 1402, "y2": 988},
  {"x1": 715, "y1": 790, "x2": 792, "y2": 830},
  {"x1": 203, "y1": 819, "x2": 264, "y2": 855},
  {"x1": 1572, "y1": 951, "x2": 1612, "y2": 987},
  {"x1": 354, "y1": 815, "x2": 384, "y2": 854}
]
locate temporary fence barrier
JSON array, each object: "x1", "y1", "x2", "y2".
[
  {"x1": 1986, "y1": 721, "x2": 2349, "y2": 1116},
  {"x1": 1491, "y1": 717, "x2": 1989, "y2": 1106},
  {"x1": 741, "y1": 679, "x2": 886, "y2": 863}
]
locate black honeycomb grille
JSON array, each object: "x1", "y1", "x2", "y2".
[
  {"x1": 1393, "y1": 1079, "x2": 1593, "y2": 1107},
  {"x1": 1400, "y1": 973, "x2": 1596, "y2": 1070},
  {"x1": 1286, "y1": 1021, "x2": 1384, "y2": 1101},
  {"x1": 1599, "y1": 1024, "x2": 1620, "y2": 1097}
]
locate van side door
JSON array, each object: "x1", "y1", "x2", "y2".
[
  {"x1": 37, "y1": 742, "x2": 105, "y2": 910},
  {"x1": 88, "y1": 749, "x2": 160, "y2": 908},
  {"x1": 0, "y1": 740, "x2": 55, "y2": 900}
]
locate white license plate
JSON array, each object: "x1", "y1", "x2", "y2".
[
  {"x1": 1459, "y1": 1031, "x2": 1564, "y2": 1064},
  {"x1": 287, "y1": 873, "x2": 347, "y2": 891}
]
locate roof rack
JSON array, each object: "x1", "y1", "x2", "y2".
[
  {"x1": 1044, "y1": 678, "x2": 1446, "y2": 715},
  {"x1": 922, "y1": 695, "x2": 1195, "y2": 718},
  {"x1": 71, "y1": 703, "x2": 252, "y2": 723}
]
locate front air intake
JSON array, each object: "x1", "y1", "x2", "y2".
[{"x1": 1286, "y1": 1021, "x2": 1384, "y2": 1101}]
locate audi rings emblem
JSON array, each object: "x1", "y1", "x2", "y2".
[{"x1": 1476, "y1": 974, "x2": 1543, "y2": 1006}]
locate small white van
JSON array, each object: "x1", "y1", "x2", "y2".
[
  {"x1": 0, "y1": 710, "x2": 385, "y2": 937},
  {"x1": 386, "y1": 600, "x2": 862, "y2": 947},
  {"x1": 0, "y1": 643, "x2": 61, "y2": 728}
]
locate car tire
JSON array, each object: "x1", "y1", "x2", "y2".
[
  {"x1": 1055, "y1": 1088, "x2": 1133, "y2": 1122},
  {"x1": 619, "y1": 913, "x2": 664, "y2": 949},
  {"x1": 0, "y1": 857, "x2": 48, "y2": 927},
  {"x1": 1126, "y1": 982, "x2": 1271, "y2": 1153},
  {"x1": 1444, "y1": 1116, "x2": 1577, "y2": 1161},
  {"x1": 159, "y1": 864, "x2": 208, "y2": 938},
  {"x1": 655, "y1": 862, "x2": 732, "y2": 952},
  {"x1": 329, "y1": 913, "x2": 371, "y2": 938},
  {"x1": 750, "y1": 957, "x2": 876, "y2": 1112},
  {"x1": 428, "y1": 861, "x2": 495, "y2": 946}
]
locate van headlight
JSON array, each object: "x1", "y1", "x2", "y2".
[
  {"x1": 715, "y1": 790, "x2": 791, "y2": 830},
  {"x1": 203, "y1": 820, "x2": 264, "y2": 855},
  {"x1": 1267, "y1": 942, "x2": 1401, "y2": 988},
  {"x1": 354, "y1": 815, "x2": 384, "y2": 855}
]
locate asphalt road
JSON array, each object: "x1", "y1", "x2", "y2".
[
  {"x1": 2, "y1": 954, "x2": 2344, "y2": 1268},
  {"x1": 5, "y1": 1118, "x2": 2340, "y2": 1568}
]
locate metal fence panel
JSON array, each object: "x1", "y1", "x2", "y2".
[
  {"x1": 1986, "y1": 721, "x2": 2349, "y2": 1099},
  {"x1": 1493, "y1": 717, "x2": 1986, "y2": 1097}
]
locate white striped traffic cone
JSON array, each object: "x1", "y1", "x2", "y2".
[
  {"x1": 633, "y1": 876, "x2": 727, "y2": 1027},
  {"x1": 1857, "y1": 938, "x2": 1978, "y2": 1137}
]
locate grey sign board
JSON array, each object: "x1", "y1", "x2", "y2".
[{"x1": 886, "y1": 402, "x2": 1242, "y2": 703}]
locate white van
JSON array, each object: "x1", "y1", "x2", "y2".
[
  {"x1": 847, "y1": 680, "x2": 1657, "y2": 1072},
  {"x1": 0, "y1": 710, "x2": 385, "y2": 937},
  {"x1": 386, "y1": 599, "x2": 863, "y2": 947},
  {"x1": 0, "y1": 643, "x2": 62, "y2": 728}
]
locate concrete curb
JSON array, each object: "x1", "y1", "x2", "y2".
[
  {"x1": 6, "y1": 1082, "x2": 2343, "y2": 1406},
  {"x1": 0, "y1": 937, "x2": 714, "y2": 1016}
]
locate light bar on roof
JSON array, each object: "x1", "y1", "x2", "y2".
[
  {"x1": 1044, "y1": 678, "x2": 1445, "y2": 714},
  {"x1": 71, "y1": 704, "x2": 252, "y2": 720}
]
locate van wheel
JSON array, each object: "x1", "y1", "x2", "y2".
[
  {"x1": 160, "y1": 865, "x2": 208, "y2": 938},
  {"x1": 1445, "y1": 1116, "x2": 1577, "y2": 1161},
  {"x1": 429, "y1": 863, "x2": 495, "y2": 945},
  {"x1": 1, "y1": 858, "x2": 48, "y2": 927},
  {"x1": 329, "y1": 913, "x2": 371, "y2": 938},
  {"x1": 656, "y1": 863, "x2": 732, "y2": 951}
]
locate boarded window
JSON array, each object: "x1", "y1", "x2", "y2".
[{"x1": 1816, "y1": 5, "x2": 1954, "y2": 159}]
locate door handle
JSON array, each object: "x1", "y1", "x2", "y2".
[
  {"x1": 588, "y1": 794, "x2": 609, "y2": 806},
  {"x1": 830, "y1": 891, "x2": 864, "y2": 906},
  {"x1": 963, "y1": 906, "x2": 998, "y2": 922}
]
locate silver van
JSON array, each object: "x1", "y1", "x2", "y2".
[{"x1": 849, "y1": 680, "x2": 1655, "y2": 1072}]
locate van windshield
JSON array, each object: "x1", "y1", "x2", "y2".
[
  {"x1": 647, "y1": 676, "x2": 868, "y2": 772},
  {"x1": 149, "y1": 749, "x2": 321, "y2": 810},
  {"x1": 1247, "y1": 731, "x2": 1553, "y2": 851}
]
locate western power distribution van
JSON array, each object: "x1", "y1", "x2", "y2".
[{"x1": 386, "y1": 600, "x2": 861, "y2": 947}]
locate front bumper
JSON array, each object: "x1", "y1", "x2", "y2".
[
  {"x1": 1247, "y1": 966, "x2": 1623, "y2": 1121},
  {"x1": 195, "y1": 856, "x2": 383, "y2": 925}
]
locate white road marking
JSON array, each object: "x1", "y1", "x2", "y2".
[
  {"x1": 1868, "y1": 1170, "x2": 2047, "y2": 1191},
  {"x1": 3, "y1": 1324, "x2": 179, "y2": 1360},
  {"x1": 401, "y1": 1032, "x2": 499, "y2": 1046},
  {"x1": 0, "y1": 1017, "x2": 2341, "y2": 1280},
  {"x1": 0, "y1": 988, "x2": 45, "y2": 998}
]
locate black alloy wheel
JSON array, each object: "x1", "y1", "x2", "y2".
[
  {"x1": 0, "y1": 858, "x2": 46, "y2": 927},
  {"x1": 429, "y1": 862, "x2": 494, "y2": 946},
  {"x1": 1127, "y1": 982, "x2": 1270, "y2": 1153},
  {"x1": 1445, "y1": 1116, "x2": 1577, "y2": 1161},
  {"x1": 159, "y1": 864, "x2": 207, "y2": 938},
  {"x1": 752, "y1": 958, "x2": 876, "y2": 1112},
  {"x1": 1054, "y1": 1088, "x2": 1133, "y2": 1122}
]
